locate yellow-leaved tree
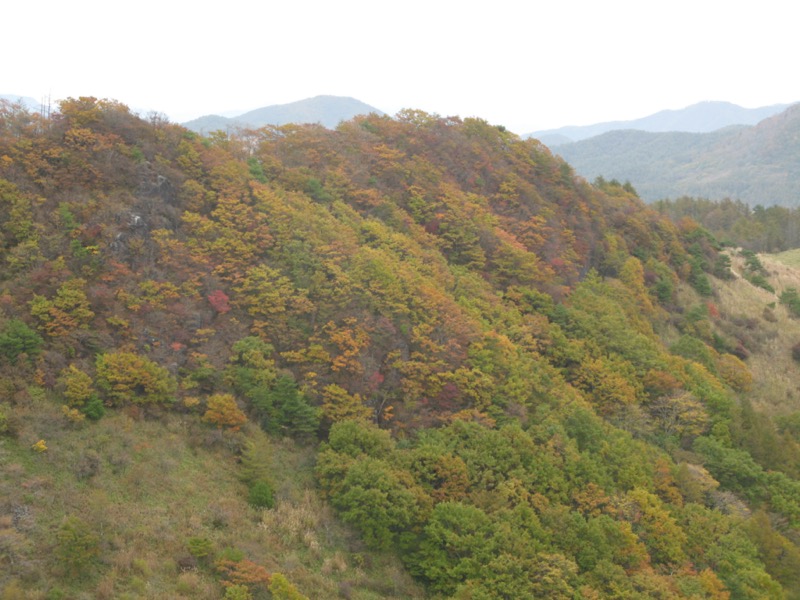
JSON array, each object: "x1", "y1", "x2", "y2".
[
  {"x1": 95, "y1": 351, "x2": 176, "y2": 406},
  {"x1": 321, "y1": 384, "x2": 371, "y2": 424}
]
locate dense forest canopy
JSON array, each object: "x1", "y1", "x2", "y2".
[
  {"x1": 2, "y1": 97, "x2": 800, "y2": 599},
  {"x1": 654, "y1": 196, "x2": 800, "y2": 254}
]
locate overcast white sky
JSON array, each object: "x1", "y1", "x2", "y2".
[{"x1": 4, "y1": 0, "x2": 798, "y2": 134}]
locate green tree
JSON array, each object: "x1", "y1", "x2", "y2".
[
  {"x1": 0, "y1": 318, "x2": 43, "y2": 363},
  {"x1": 226, "y1": 336, "x2": 277, "y2": 412},
  {"x1": 411, "y1": 502, "x2": 493, "y2": 595},
  {"x1": 453, "y1": 553, "x2": 580, "y2": 600},
  {"x1": 405, "y1": 444, "x2": 470, "y2": 502},
  {"x1": 239, "y1": 439, "x2": 272, "y2": 486},
  {"x1": 325, "y1": 419, "x2": 395, "y2": 459},
  {"x1": 706, "y1": 528, "x2": 784, "y2": 599},
  {"x1": 81, "y1": 395, "x2": 105, "y2": 420},
  {"x1": 330, "y1": 457, "x2": 422, "y2": 551},
  {"x1": 276, "y1": 378, "x2": 319, "y2": 437},
  {"x1": 251, "y1": 375, "x2": 319, "y2": 437}
]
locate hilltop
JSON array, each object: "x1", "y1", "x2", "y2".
[{"x1": 1, "y1": 97, "x2": 800, "y2": 598}]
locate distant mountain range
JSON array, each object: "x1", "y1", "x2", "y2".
[
  {"x1": 182, "y1": 95, "x2": 384, "y2": 133},
  {"x1": 554, "y1": 103, "x2": 800, "y2": 206},
  {"x1": 529, "y1": 101, "x2": 792, "y2": 146}
]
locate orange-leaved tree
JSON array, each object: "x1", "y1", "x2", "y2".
[{"x1": 202, "y1": 393, "x2": 247, "y2": 431}]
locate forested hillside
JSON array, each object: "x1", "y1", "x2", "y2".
[{"x1": 2, "y1": 97, "x2": 800, "y2": 599}]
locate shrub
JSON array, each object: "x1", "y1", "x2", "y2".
[
  {"x1": 247, "y1": 480, "x2": 275, "y2": 509},
  {"x1": 745, "y1": 273, "x2": 775, "y2": 293},
  {"x1": 224, "y1": 585, "x2": 253, "y2": 600},
  {"x1": 62, "y1": 405, "x2": 86, "y2": 424},
  {"x1": 780, "y1": 288, "x2": 800, "y2": 318},
  {"x1": 269, "y1": 573, "x2": 309, "y2": 600},
  {"x1": 61, "y1": 365, "x2": 95, "y2": 407},
  {"x1": 82, "y1": 395, "x2": 105, "y2": 420},
  {"x1": 186, "y1": 537, "x2": 213, "y2": 560},
  {"x1": 55, "y1": 516, "x2": 99, "y2": 578},
  {"x1": 0, "y1": 404, "x2": 11, "y2": 435},
  {"x1": 216, "y1": 547, "x2": 245, "y2": 563}
]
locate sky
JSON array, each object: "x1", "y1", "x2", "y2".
[{"x1": 4, "y1": 0, "x2": 799, "y2": 135}]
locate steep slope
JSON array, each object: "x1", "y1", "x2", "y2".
[
  {"x1": 711, "y1": 250, "x2": 800, "y2": 415},
  {"x1": 1, "y1": 97, "x2": 800, "y2": 598},
  {"x1": 182, "y1": 95, "x2": 384, "y2": 133},
  {"x1": 556, "y1": 104, "x2": 800, "y2": 205}
]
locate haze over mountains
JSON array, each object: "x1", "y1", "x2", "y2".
[
  {"x1": 178, "y1": 96, "x2": 800, "y2": 207},
  {"x1": 181, "y1": 95, "x2": 385, "y2": 133},
  {"x1": 529, "y1": 101, "x2": 792, "y2": 146},
  {"x1": 0, "y1": 94, "x2": 40, "y2": 111},
  {"x1": 555, "y1": 103, "x2": 800, "y2": 206}
]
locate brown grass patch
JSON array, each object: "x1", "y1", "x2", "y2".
[{"x1": 713, "y1": 249, "x2": 800, "y2": 415}]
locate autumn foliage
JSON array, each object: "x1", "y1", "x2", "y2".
[
  {"x1": 0, "y1": 97, "x2": 798, "y2": 598},
  {"x1": 202, "y1": 393, "x2": 247, "y2": 431},
  {"x1": 95, "y1": 351, "x2": 176, "y2": 406}
]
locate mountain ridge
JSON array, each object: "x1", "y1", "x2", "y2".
[
  {"x1": 555, "y1": 103, "x2": 800, "y2": 205},
  {"x1": 182, "y1": 94, "x2": 385, "y2": 133},
  {"x1": 530, "y1": 100, "x2": 793, "y2": 146}
]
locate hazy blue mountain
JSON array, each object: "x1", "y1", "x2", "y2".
[
  {"x1": 555, "y1": 103, "x2": 800, "y2": 206},
  {"x1": 529, "y1": 101, "x2": 791, "y2": 145},
  {"x1": 1, "y1": 94, "x2": 40, "y2": 111},
  {"x1": 182, "y1": 114, "x2": 238, "y2": 133},
  {"x1": 183, "y1": 95, "x2": 384, "y2": 133}
]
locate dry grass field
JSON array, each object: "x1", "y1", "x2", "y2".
[
  {"x1": 712, "y1": 249, "x2": 800, "y2": 415},
  {"x1": 0, "y1": 406, "x2": 423, "y2": 599}
]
